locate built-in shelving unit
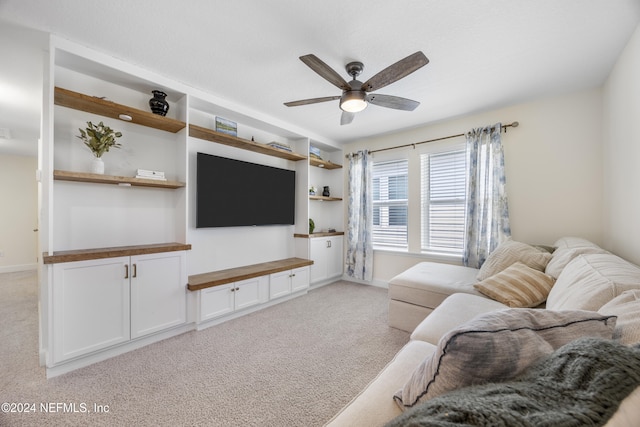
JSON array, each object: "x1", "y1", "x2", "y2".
[
  {"x1": 54, "y1": 87, "x2": 186, "y2": 133},
  {"x1": 53, "y1": 170, "x2": 186, "y2": 189},
  {"x1": 294, "y1": 231, "x2": 345, "y2": 239},
  {"x1": 189, "y1": 124, "x2": 307, "y2": 161}
]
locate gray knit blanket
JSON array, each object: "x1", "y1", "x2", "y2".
[{"x1": 386, "y1": 337, "x2": 640, "y2": 427}]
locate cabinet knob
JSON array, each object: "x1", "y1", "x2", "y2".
[
  {"x1": 124, "y1": 264, "x2": 129, "y2": 279},
  {"x1": 132, "y1": 263, "x2": 137, "y2": 278},
  {"x1": 230, "y1": 288, "x2": 235, "y2": 292}
]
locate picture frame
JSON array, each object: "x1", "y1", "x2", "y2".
[{"x1": 215, "y1": 116, "x2": 237, "y2": 137}]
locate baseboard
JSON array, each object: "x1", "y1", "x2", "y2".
[
  {"x1": 339, "y1": 274, "x2": 389, "y2": 289},
  {"x1": 0, "y1": 263, "x2": 37, "y2": 273}
]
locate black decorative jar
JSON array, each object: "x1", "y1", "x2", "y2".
[
  {"x1": 149, "y1": 90, "x2": 169, "y2": 116},
  {"x1": 323, "y1": 186, "x2": 330, "y2": 197}
]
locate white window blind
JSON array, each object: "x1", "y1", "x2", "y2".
[
  {"x1": 420, "y1": 147, "x2": 467, "y2": 255},
  {"x1": 372, "y1": 159, "x2": 408, "y2": 249}
]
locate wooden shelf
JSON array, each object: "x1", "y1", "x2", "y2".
[
  {"x1": 43, "y1": 242, "x2": 192, "y2": 264},
  {"x1": 189, "y1": 124, "x2": 307, "y2": 161},
  {"x1": 54, "y1": 87, "x2": 186, "y2": 133},
  {"x1": 187, "y1": 257, "x2": 314, "y2": 291},
  {"x1": 294, "y1": 231, "x2": 345, "y2": 238},
  {"x1": 309, "y1": 195, "x2": 342, "y2": 201},
  {"x1": 310, "y1": 157, "x2": 342, "y2": 169},
  {"x1": 54, "y1": 170, "x2": 185, "y2": 189}
]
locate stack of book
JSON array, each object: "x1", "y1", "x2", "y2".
[
  {"x1": 135, "y1": 169, "x2": 167, "y2": 181},
  {"x1": 268, "y1": 141, "x2": 293, "y2": 152},
  {"x1": 309, "y1": 145, "x2": 322, "y2": 160}
]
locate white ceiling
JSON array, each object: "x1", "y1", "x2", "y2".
[{"x1": 1, "y1": 0, "x2": 640, "y2": 156}]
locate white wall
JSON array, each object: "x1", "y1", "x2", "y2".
[
  {"x1": 344, "y1": 88, "x2": 604, "y2": 284},
  {"x1": 603, "y1": 22, "x2": 640, "y2": 265},
  {"x1": 0, "y1": 154, "x2": 38, "y2": 272}
]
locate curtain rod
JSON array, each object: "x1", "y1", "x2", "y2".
[{"x1": 347, "y1": 121, "x2": 519, "y2": 157}]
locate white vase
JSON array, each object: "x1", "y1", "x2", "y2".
[{"x1": 91, "y1": 157, "x2": 105, "y2": 175}]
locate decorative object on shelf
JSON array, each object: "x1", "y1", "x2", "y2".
[
  {"x1": 215, "y1": 116, "x2": 237, "y2": 136},
  {"x1": 267, "y1": 141, "x2": 293, "y2": 152},
  {"x1": 135, "y1": 169, "x2": 167, "y2": 181},
  {"x1": 309, "y1": 186, "x2": 316, "y2": 196},
  {"x1": 309, "y1": 218, "x2": 315, "y2": 234},
  {"x1": 149, "y1": 90, "x2": 169, "y2": 116},
  {"x1": 77, "y1": 121, "x2": 122, "y2": 175},
  {"x1": 309, "y1": 145, "x2": 322, "y2": 160},
  {"x1": 323, "y1": 186, "x2": 331, "y2": 197}
]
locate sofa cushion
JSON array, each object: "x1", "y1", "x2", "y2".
[
  {"x1": 475, "y1": 262, "x2": 555, "y2": 308},
  {"x1": 546, "y1": 253, "x2": 640, "y2": 311},
  {"x1": 388, "y1": 262, "x2": 482, "y2": 309},
  {"x1": 545, "y1": 246, "x2": 609, "y2": 278},
  {"x1": 325, "y1": 340, "x2": 436, "y2": 427},
  {"x1": 393, "y1": 309, "x2": 617, "y2": 409},
  {"x1": 411, "y1": 293, "x2": 507, "y2": 344},
  {"x1": 599, "y1": 289, "x2": 640, "y2": 345},
  {"x1": 553, "y1": 236, "x2": 602, "y2": 249},
  {"x1": 477, "y1": 239, "x2": 552, "y2": 281}
]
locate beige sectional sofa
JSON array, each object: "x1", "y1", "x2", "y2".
[{"x1": 326, "y1": 237, "x2": 640, "y2": 427}]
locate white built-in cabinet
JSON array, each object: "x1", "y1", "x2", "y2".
[
  {"x1": 309, "y1": 235, "x2": 344, "y2": 284},
  {"x1": 270, "y1": 266, "x2": 311, "y2": 298},
  {"x1": 199, "y1": 276, "x2": 269, "y2": 322},
  {"x1": 51, "y1": 251, "x2": 186, "y2": 364}
]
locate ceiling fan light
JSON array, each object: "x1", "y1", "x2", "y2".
[{"x1": 340, "y1": 91, "x2": 368, "y2": 113}]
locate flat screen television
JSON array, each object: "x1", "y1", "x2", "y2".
[{"x1": 196, "y1": 152, "x2": 296, "y2": 228}]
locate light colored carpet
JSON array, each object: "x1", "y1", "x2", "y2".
[{"x1": 0, "y1": 271, "x2": 409, "y2": 426}]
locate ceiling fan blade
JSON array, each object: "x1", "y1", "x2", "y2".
[
  {"x1": 340, "y1": 111, "x2": 355, "y2": 125},
  {"x1": 361, "y1": 51, "x2": 429, "y2": 92},
  {"x1": 367, "y1": 93, "x2": 420, "y2": 111},
  {"x1": 284, "y1": 95, "x2": 341, "y2": 107},
  {"x1": 300, "y1": 54, "x2": 351, "y2": 91},
  {"x1": 367, "y1": 94, "x2": 420, "y2": 111}
]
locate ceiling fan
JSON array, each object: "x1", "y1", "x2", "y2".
[{"x1": 284, "y1": 51, "x2": 429, "y2": 125}]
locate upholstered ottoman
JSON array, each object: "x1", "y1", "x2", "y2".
[{"x1": 388, "y1": 262, "x2": 484, "y2": 332}]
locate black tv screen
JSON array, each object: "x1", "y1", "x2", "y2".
[{"x1": 196, "y1": 152, "x2": 296, "y2": 228}]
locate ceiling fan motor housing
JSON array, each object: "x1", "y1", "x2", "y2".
[{"x1": 340, "y1": 80, "x2": 367, "y2": 112}]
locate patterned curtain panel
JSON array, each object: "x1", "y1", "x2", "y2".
[
  {"x1": 464, "y1": 123, "x2": 511, "y2": 268},
  {"x1": 346, "y1": 150, "x2": 374, "y2": 281}
]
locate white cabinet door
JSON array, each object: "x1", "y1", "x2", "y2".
[
  {"x1": 310, "y1": 236, "x2": 343, "y2": 284},
  {"x1": 234, "y1": 276, "x2": 269, "y2": 310},
  {"x1": 291, "y1": 266, "x2": 310, "y2": 292},
  {"x1": 326, "y1": 236, "x2": 344, "y2": 279},
  {"x1": 130, "y1": 251, "x2": 187, "y2": 339},
  {"x1": 270, "y1": 270, "x2": 292, "y2": 299},
  {"x1": 52, "y1": 257, "x2": 130, "y2": 363},
  {"x1": 199, "y1": 283, "x2": 235, "y2": 321},
  {"x1": 309, "y1": 238, "x2": 328, "y2": 283}
]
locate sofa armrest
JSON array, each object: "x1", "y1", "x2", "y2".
[
  {"x1": 411, "y1": 293, "x2": 507, "y2": 344},
  {"x1": 325, "y1": 340, "x2": 437, "y2": 427}
]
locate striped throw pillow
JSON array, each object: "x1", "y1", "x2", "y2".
[{"x1": 475, "y1": 262, "x2": 556, "y2": 308}]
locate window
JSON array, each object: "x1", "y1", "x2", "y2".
[
  {"x1": 420, "y1": 145, "x2": 467, "y2": 256},
  {"x1": 372, "y1": 159, "x2": 408, "y2": 249}
]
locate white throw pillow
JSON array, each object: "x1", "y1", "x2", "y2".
[{"x1": 477, "y1": 239, "x2": 552, "y2": 281}]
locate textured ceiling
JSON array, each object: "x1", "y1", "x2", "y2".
[{"x1": 1, "y1": 0, "x2": 640, "y2": 155}]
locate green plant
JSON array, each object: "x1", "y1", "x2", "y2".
[
  {"x1": 77, "y1": 121, "x2": 123, "y2": 158},
  {"x1": 309, "y1": 218, "x2": 315, "y2": 234}
]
